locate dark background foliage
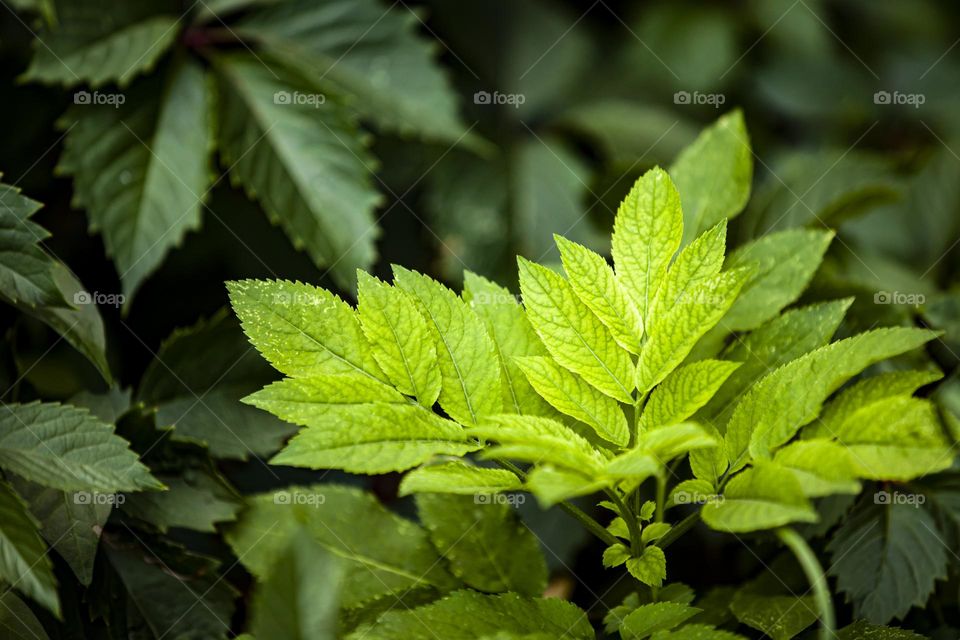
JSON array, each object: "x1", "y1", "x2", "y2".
[{"x1": 1, "y1": 0, "x2": 959, "y2": 638}]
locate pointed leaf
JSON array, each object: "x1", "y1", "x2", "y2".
[
  {"x1": 611, "y1": 167, "x2": 683, "y2": 321},
  {"x1": 670, "y1": 110, "x2": 752, "y2": 245},
  {"x1": 721, "y1": 229, "x2": 833, "y2": 331},
  {"x1": 399, "y1": 462, "x2": 521, "y2": 496},
  {"x1": 463, "y1": 272, "x2": 555, "y2": 417},
  {"x1": 216, "y1": 53, "x2": 381, "y2": 287},
  {"x1": 58, "y1": 59, "x2": 213, "y2": 299},
  {"x1": 271, "y1": 404, "x2": 477, "y2": 474},
  {"x1": 357, "y1": 271, "x2": 441, "y2": 406},
  {"x1": 725, "y1": 328, "x2": 937, "y2": 472},
  {"x1": 394, "y1": 266, "x2": 502, "y2": 425},
  {"x1": 641, "y1": 360, "x2": 740, "y2": 430},
  {"x1": 517, "y1": 356, "x2": 628, "y2": 446},
  {"x1": 702, "y1": 462, "x2": 817, "y2": 533},
  {"x1": 518, "y1": 257, "x2": 633, "y2": 402},
  {"x1": 0, "y1": 402, "x2": 159, "y2": 492},
  {"x1": 556, "y1": 235, "x2": 643, "y2": 353},
  {"x1": 228, "y1": 279, "x2": 382, "y2": 380}
]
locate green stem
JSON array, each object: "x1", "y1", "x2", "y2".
[
  {"x1": 654, "y1": 474, "x2": 666, "y2": 524},
  {"x1": 494, "y1": 460, "x2": 618, "y2": 547},
  {"x1": 655, "y1": 511, "x2": 699, "y2": 549},
  {"x1": 606, "y1": 489, "x2": 642, "y2": 554},
  {"x1": 777, "y1": 527, "x2": 836, "y2": 640}
]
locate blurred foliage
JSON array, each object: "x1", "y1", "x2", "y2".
[{"x1": 0, "y1": 0, "x2": 958, "y2": 638}]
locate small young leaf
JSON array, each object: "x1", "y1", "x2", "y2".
[
  {"x1": 603, "y1": 543, "x2": 631, "y2": 568},
  {"x1": 626, "y1": 545, "x2": 667, "y2": 587}
]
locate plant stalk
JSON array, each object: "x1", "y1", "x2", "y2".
[
  {"x1": 777, "y1": 527, "x2": 836, "y2": 640},
  {"x1": 605, "y1": 489, "x2": 642, "y2": 554},
  {"x1": 494, "y1": 459, "x2": 619, "y2": 547}
]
